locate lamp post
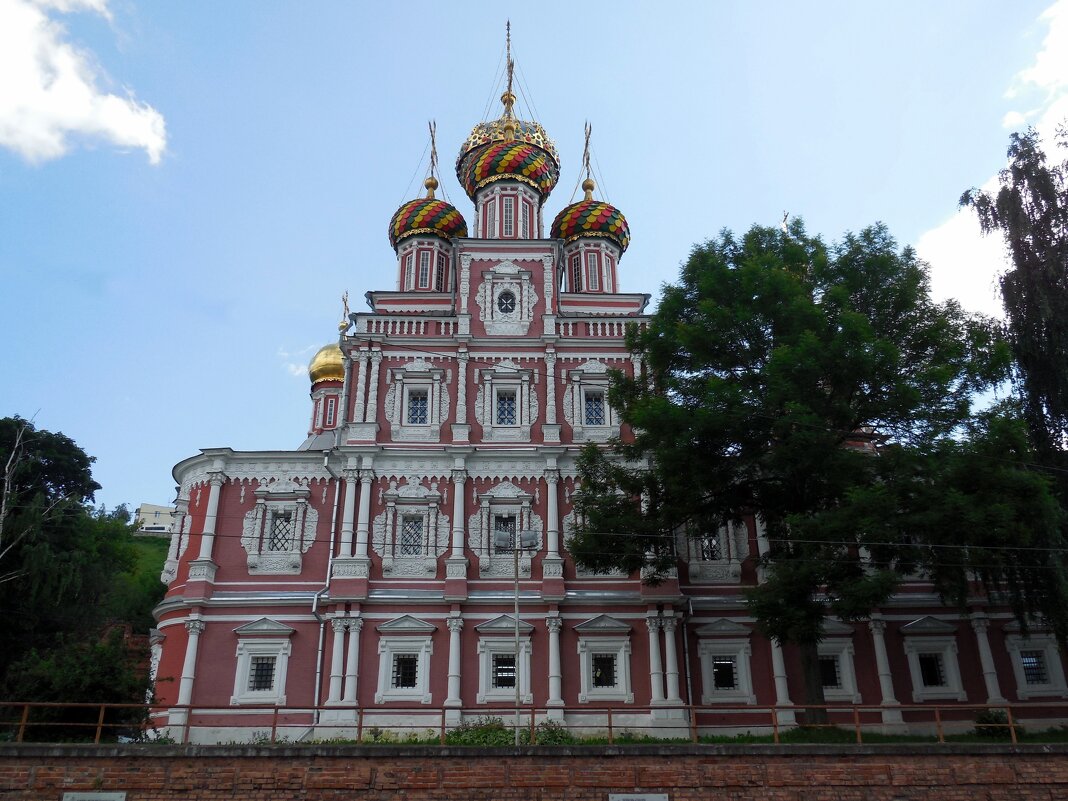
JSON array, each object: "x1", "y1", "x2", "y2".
[{"x1": 494, "y1": 527, "x2": 538, "y2": 746}]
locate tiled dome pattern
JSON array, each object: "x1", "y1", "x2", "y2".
[
  {"x1": 550, "y1": 199, "x2": 631, "y2": 252},
  {"x1": 458, "y1": 140, "x2": 560, "y2": 201},
  {"x1": 388, "y1": 197, "x2": 468, "y2": 249}
]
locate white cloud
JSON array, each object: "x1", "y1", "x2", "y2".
[
  {"x1": 278, "y1": 345, "x2": 317, "y2": 378},
  {"x1": 919, "y1": 0, "x2": 1068, "y2": 318},
  {"x1": 0, "y1": 0, "x2": 166, "y2": 164}
]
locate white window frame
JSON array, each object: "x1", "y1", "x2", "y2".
[
  {"x1": 582, "y1": 387, "x2": 607, "y2": 426},
  {"x1": 313, "y1": 398, "x2": 324, "y2": 429},
  {"x1": 435, "y1": 253, "x2": 447, "y2": 292},
  {"x1": 817, "y1": 639, "x2": 861, "y2": 703},
  {"x1": 231, "y1": 637, "x2": 292, "y2": 706},
  {"x1": 520, "y1": 199, "x2": 531, "y2": 238},
  {"x1": 484, "y1": 197, "x2": 496, "y2": 237},
  {"x1": 477, "y1": 635, "x2": 532, "y2": 703},
  {"x1": 376, "y1": 634, "x2": 434, "y2": 704},
  {"x1": 404, "y1": 385, "x2": 431, "y2": 425},
  {"x1": 502, "y1": 196, "x2": 515, "y2": 237},
  {"x1": 903, "y1": 635, "x2": 966, "y2": 702},
  {"x1": 577, "y1": 635, "x2": 633, "y2": 703},
  {"x1": 418, "y1": 250, "x2": 431, "y2": 288},
  {"x1": 698, "y1": 637, "x2": 756, "y2": 704},
  {"x1": 585, "y1": 251, "x2": 600, "y2": 291},
  {"x1": 604, "y1": 255, "x2": 615, "y2": 292},
  {"x1": 494, "y1": 386, "x2": 519, "y2": 427},
  {"x1": 570, "y1": 254, "x2": 582, "y2": 291},
  {"x1": 404, "y1": 252, "x2": 415, "y2": 290},
  {"x1": 1005, "y1": 633, "x2": 1068, "y2": 699},
  {"x1": 324, "y1": 396, "x2": 336, "y2": 427}
]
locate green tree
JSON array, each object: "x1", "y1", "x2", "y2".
[
  {"x1": 0, "y1": 417, "x2": 161, "y2": 710},
  {"x1": 570, "y1": 221, "x2": 1045, "y2": 710},
  {"x1": 961, "y1": 126, "x2": 1068, "y2": 458}
]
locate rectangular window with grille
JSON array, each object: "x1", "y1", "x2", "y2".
[
  {"x1": 520, "y1": 200, "x2": 530, "y2": 238},
  {"x1": 247, "y1": 655, "x2": 276, "y2": 692},
  {"x1": 496, "y1": 388, "x2": 517, "y2": 425},
  {"x1": 586, "y1": 252, "x2": 600, "y2": 291},
  {"x1": 712, "y1": 656, "x2": 737, "y2": 690},
  {"x1": 268, "y1": 512, "x2": 293, "y2": 552},
  {"x1": 1021, "y1": 650, "x2": 1049, "y2": 684},
  {"x1": 819, "y1": 655, "x2": 842, "y2": 689},
  {"x1": 493, "y1": 515, "x2": 517, "y2": 553},
  {"x1": 571, "y1": 255, "x2": 582, "y2": 291},
  {"x1": 605, "y1": 256, "x2": 614, "y2": 292},
  {"x1": 400, "y1": 515, "x2": 423, "y2": 556},
  {"x1": 502, "y1": 197, "x2": 514, "y2": 236},
  {"x1": 699, "y1": 534, "x2": 721, "y2": 561},
  {"x1": 435, "y1": 253, "x2": 447, "y2": 291},
  {"x1": 485, "y1": 198, "x2": 496, "y2": 236},
  {"x1": 918, "y1": 653, "x2": 946, "y2": 687},
  {"x1": 584, "y1": 390, "x2": 606, "y2": 425},
  {"x1": 404, "y1": 253, "x2": 414, "y2": 290},
  {"x1": 392, "y1": 654, "x2": 419, "y2": 689},
  {"x1": 407, "y1": 388, "x2": 429, "y2": 424},
  {"x1": 324, "y1": 397, "x2": 336, "y2": 427},
  {"x1": 492, "y1": 653, "x2": 517, "y2": 688},
  {"x1": 592, "y1": 654, "x2": 617, "y2": 688}
]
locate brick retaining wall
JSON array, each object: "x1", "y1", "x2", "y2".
[{"x1": 2, "y1": 744, "x2": 1067, "y2": 800}]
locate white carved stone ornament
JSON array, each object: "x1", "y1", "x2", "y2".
[
  {"x1": 370, "y1": 476, "x2": 451, "y2": 576},
  {"x1": 240, "y1": 478, "x2": 319, "y2": 575}
]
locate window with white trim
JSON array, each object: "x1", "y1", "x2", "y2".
[
  {"x1": 520, "y1": 200, "x2": 531, "y2": 238},
  {"x1": 698, "y1": 637, "x2": 755, "y2": 704},
  {"x1": 376, "y1": 632, "x2": 434, "y2": 704},
  {"x1": 313, "y1": 398, "x2": 323, "y2": 429},
  {"x1": 1005, "y1": 632, "x2": 1068, "y2": 699},
  {"x1": 604, "y1": 256, "x2": 614, "y2": 292},
  {"x1": 495, "y1": 387, "x2": 518, "y2": 425},
  {"x1": 385, "y1": 359, "x2": 448, "y2": 443},
  {"x1": 399, "y1": 515, "x2": 424, "y2": 556},
  {"x1": 371, "y1": 478, "x2": 449, "y2": 577},
  {"x1": 406, "y1": 387, "x2": 429, "y2": 424},
  {"x1": 475, "y1": 619, "x2": 533, "y2": 703},
  {"x1": 493, "y1": 514, "x2": 517, "y2": 553},
  {"x1": 577, "y1": 636, "x2": 633, "y2": 703},
  {"x1": 817, "y1": 639, "x2": 861, "y2": 702},
  {"x1": 475, "y1": 361, "x2": 536, "y2": 442},
  {"x1": 585, "y1": 251, "x2": 600, "y2": 291},
  {"x1": 324, "y1": 396, "x2": 336, "y2": 427},
  {"x1": 903, "y1": 634, "x2": 965, "y2": 702},
  {"x1": 267, "y1": 511, "x2": 293, "y2": 552},
  {"x1": 404, "y1": 253, "x2": 415, "y2": 290},
  {"x1": 240, "y1": 481, "x2": 317, "y2": 575},
  {"x1": 570, "y1": 254, "x2": 582, "y2": 291},
  {"x1": 502, "y1": 196, "x2": 514, "y2": 237},
  {"x1": 230, "y1": 620, "x2": 294, "y2": 706},
  {"x1": 484, "y1": 197, "x2": 496, "y2": 237},
  {"x1": 583, "y1": 389, "x2": 606, "y2": 426},
  {"x1": 418, "y1": 250, "x2": 431, "y2": 288},
  {"x1": 435, "y1": 253, "x2": 447, "y2": 292},
  {"x1": 564, "y1": 361, "x2": 618, "y2": 443}
]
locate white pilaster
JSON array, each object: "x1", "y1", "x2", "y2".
[
  {"x1": 365, "y1": 350, "x2": 381, "y2": 421},
  {"x1": 342, "y1": 618, "x2": 362, "y2": 704},
  {"x1": 196, "y1": 473, "x2": 225, "y2": 560},
  {"x1": 971, "y1": 615, "x2": 1006, "y2": 703},
  {"x1": 869, "y1": 616, "x2": 903, "y2": 724},
  {"x1": 354, "y1": 469, "x2": 374, "y2": 558},
  {"x1": 770, "y1": 640, "x2": 796, "y2": 725},
  {"x1": 174, "y1": 618, "x2": 205, "y2": 720},
  {"x1": 663, "y1": 616, "x2": 681, "y2": 703},
  {"x1": 445, "y1": 616, "x2": 463, "y2": 714},
  {"x1": 328, "y1": 618, "x2": 346, "y2": 703},
  {"x1": 546, "y1": 616, "x2": 563, "y2": 716},
  {"x1": 339, "y1": 469, "x2": 358, "y2": 558},
  {"x1": 544, "y1": 469, "x2": 560, "y2": 558},
  {"x1": 353, "y1": 348, "x2": 368, "y2": 423},
  {"x1": 646, "y1": 615, "x2": 665, "y2": 703}
]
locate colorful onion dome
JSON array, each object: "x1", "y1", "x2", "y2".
[
  {"x1": 309, "y1": 343, "x2": 344, "y2": 385},
  {"x1": 388, "y1": 178, "x2": 468, "y2": 250},
  {"x1": 458, "y1": 139, "x2": 560, "y2": 201},
  {"x1": 458, "y1": 117, "x2": 560, "y2": 169},
  {"x1": 550, "y1": 179, "x2": 631, "y2": 253}
]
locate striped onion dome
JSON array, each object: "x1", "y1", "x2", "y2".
[
  {"x1": 387, "y1": 178, "x2": 468, "y2": 250},
  {"x1": 550, "y1": 180, "x2": 630, "y2": 253}
]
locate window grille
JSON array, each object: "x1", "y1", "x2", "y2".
[
  {"x1": 584, "y1": 391, "x2": 606, "y2": 425},
  {"x1": 586, "y1": 252, "x2": 600, "y2": 291},
  {"x1": 418, "y1": 251, "x2": 430, "y2": 288},
  {"x1": 592, "y1": 654, "x2": 617, "y2": 688},
  {"x1": 698, "y1": 534, "x2": 721, "y2": 561},
  {"x1": 407, "y1": 389, "x2": 429, "y2": 424},
  {"x1": 435, "y1": 253, "x2": 447, "y2": 291},
  {"x1": 712, "y1": 656, "x2": 737, "y2": 690},
  {"x1": 492, "y1": 653, "x2": 517, "y2": 688},
  {"x1": 918, "y1": 653, "x2": 946, "y2": 687},
  {"x1": 247, "y1": 655, "x2": 276, "y2": 691},
  {"x1": 392, "y1": 654, "x2": 418, "y2": 689},
  {"x1": 493, "y1": 515, "x2": 517, "y2": 553},
  {"x1": 485, "y1": 198, "x2": 496, "y2": 236},
  {"x1": 1021, "y1": 650, "x2": 1049, "y2": 684},
  {"x1": 324, "y1": 397, "x2": 336, "y2": 427},
  {"x1": 496, "y1": 389, "x2": 518, "y2": 425},
  {"x1": 268, "y1": 512, "x2": 294, "y2": 552},
  {"x1": 819, "y1": 655, "x2": 842, "y2": 689},
  {"x1": 520, "y1": 201, "x2": 530, "y2": 238},
  {"x1": 400, "y1": 516, "x2": 423, "y2": 556},
  {"x1": 503, "y1": 197, "x2": 514, "y2": 236},
  {"x1": 404, "y1": 253, "x2": 414, "y2": 290}
]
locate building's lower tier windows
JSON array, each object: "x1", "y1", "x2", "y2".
[
  {"x1": 392, "y1": 654, "x2": 419, "y2": 689},
  {"x1": 491, "y1": 653, "x2": 517, "y2": 689},
  {"x1": 918, "y1": 652, "x2": 947, "y2": 687},
  {"x1": 247, "y1": 655, "x2": 277, "y2": 692},
  {"x1": 592, "y1": 654, "x2": 617, "y2": 688}
]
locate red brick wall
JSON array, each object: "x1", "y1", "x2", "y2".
[{"x1": 2, "y1": 744, "x2": 1067, "y2": 800}]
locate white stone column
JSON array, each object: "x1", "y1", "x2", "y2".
[
  {"x1": 342, "y1": 618, "x2": 362, "y2": 704},
  {"x1": 431, "y1": 374, "x2": 441, "y2": 426},
  {"x1": 365, "y1": 350, "x2": 381, "y2": 421},
  {"x1": 971, "y1": 615, "x2": 1006, "y2": 703},
  {"x1": 546, "y1": 616, "x2": 563, "y2": 714},
  {"x1": 770, "y1": 640, "x2": 796, "y2": 724},
  {"x1": 354, "y1": 469, "x2": 374, "y2": 558},
  {"x1": 545, "y1": 351, "x2": 557, "y2": 425},
  {"x1": 328, "y1": 618, "x2": 346, "y2": 703},
  {"x1": 353, "y1": 348, "x2": 368, "y2": 423},
  {"x1": 663, "y1": 616, "x2": 681, "y2": 703},
  {"x1": 456, "y1": 351, "x2": 468, "y2": 425},
  {"x1": 445, "y1": 616, "x2": 463, "y2": 713},
  {"x1": 339, "y1": 469, "x2": 358, "y2": 558},
  {"x1": 869, "y1": 617, "x2": 903, "y2": 724},
  {"x1": 544, "y1": 469, "x2": 560, "y2": 558},
  {"x1": 646, "y1": 615, "x2": 665, "y2": 703},
  {"x1": 175, "y1": 618, "x2": 205, "y2": 714},
  {"x1": 450, "y1": 470, "x2": 466, "y2": 558},
  {"x1": 196, "y1": 474, "x2": 225, "y2": 560}
]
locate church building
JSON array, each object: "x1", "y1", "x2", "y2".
[{"x1": 151, "y1": 47, "x2": 1066, "y2": 743}]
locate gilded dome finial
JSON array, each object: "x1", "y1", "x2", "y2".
[
  {"x1": 338, "y1": 290, "x2": 350, "y2": 333},
  {"x1": 501, "y1": 21, "x2": 516, "y2": 140},
  {"x1": 581, "y1": 122, "x2": 594, "y2": 200},
  {"x1": 426, "y1": 120, "x2": 439, "y2": 197}
]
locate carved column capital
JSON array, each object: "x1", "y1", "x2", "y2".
[
  {"x1": 661, "y1": 616, "x2": 678, "y2": 633},
  {"x1": 545, "y1": 616, "x2": 563, "y2": 634},
  {"x1": 869, "y1": 618, "x2": 887, "y2": 635},
  {"x1": 447, "y1": 617, "x2": 465, "y2": 633},
  {"x1": 207, "y1": 472, "x2": 227, "y2": 487},
  {"x1": 543, "y1": 468, "x2": 560, "y2": 485},
  {"x1": 348, "y1": 617, "x2": 364, "y2": 634},
  {"x1": 645, "y1": 616, "x2": 663, "y2": 632},
  {"x1": 331, "y1": 617, "x2": 348, "y2": 633},
  {"x1": 451, "y1": 469, "x2": 468, "y2": 485},
  {"x1": 185, "y1": 619, "x2": 205, "y2": 636}
]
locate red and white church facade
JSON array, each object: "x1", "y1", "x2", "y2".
[{"x1": 151, "y1": 71, "x2": 1067, "y2": 742}]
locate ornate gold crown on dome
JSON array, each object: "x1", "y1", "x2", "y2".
[
  {"x1": 308, "y1": 343, "x2": 344, "y2": 385},
  {"x1": 455, "y1": 28, "x2": 560, "y2": 203}
]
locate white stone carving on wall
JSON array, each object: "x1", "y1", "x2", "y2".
[
  {"x1": 240, "y1": 478, "x2": 319, "y2": 575},
  {"x1": 474, "y1": 260, "x2": 538, "y2": 336},
  {"x1": 370, "y1": 476, "x2": 451, "y2": 576},
  {"x1": 562, "y1": 510, "x2": 627, "y2": 578},
  {"x1": 467, "y1": 481, "x2": 544, "y2": 577}
]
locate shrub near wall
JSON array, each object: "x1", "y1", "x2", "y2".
[{"x1": 2, "y1": 744, "x2": 1068, "y2": 800}]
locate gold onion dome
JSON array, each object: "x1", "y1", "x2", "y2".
[
  {"x1": 550, "y1": 178, "x2": 631, "y2": 253},
  {"x1": 455, "y1": 112, "x2": 560, "y2": 203},
  {"x1": 308, "y1": 343, "x2": 344, "y2": 385},
  {"x1": 387, "y1": 177, "x2": 468, "y2": 250}
]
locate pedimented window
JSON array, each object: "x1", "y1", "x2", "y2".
[
  {"x1": 562, "y1": 359, "x2": 618, "y2": 442},
  {"x1": 468, "y1": 481, "x2": 543, "y2": 578},
  {"x1": 474, "y1": 359, "x2": 539, "y2": 442},
  {"x1": 371, "y1": 477, "x2": 451, "y2": 577},
  {"x1": 383, "y1": 358, "x2": 451, "y2": 443},
  {"x1": 678, "y1": 521, "x2": 749, "y2": 584},
  {"x1": 241, "y1": 479, "x2": 318, "y2": 575}
]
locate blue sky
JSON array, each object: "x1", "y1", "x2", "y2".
[{"x1": 1, "y1": 1, "x2": 1066, "y2": 511}]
